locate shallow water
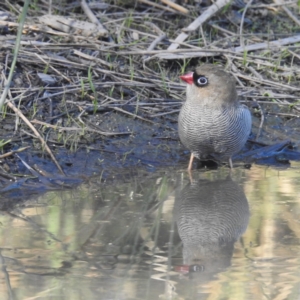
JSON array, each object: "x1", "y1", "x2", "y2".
[{"x1": 1, "y1": 163, "x2": 300, "y2": 300}]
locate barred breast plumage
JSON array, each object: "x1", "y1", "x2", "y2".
[{"x1": 178, "y1": 64, "x2": 252, "y2": 169}]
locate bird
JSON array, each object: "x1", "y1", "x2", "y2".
[{"x1": 178, "y1": 64, "x2": 252, "y2": 170}]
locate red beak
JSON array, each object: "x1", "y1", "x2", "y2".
[{"x1": 180, "y1": 72, "x2": 194, "y2": 85}]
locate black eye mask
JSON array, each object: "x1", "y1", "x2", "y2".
[{"x1": 193, "y1": 73, "x2": 209, "y2": 87}]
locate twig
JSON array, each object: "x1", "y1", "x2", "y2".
[
  {"x1": 81, "y1": 0, "x2": 109, "y2": 36},
  {"x1": 6, "y1": 102, "x2": 65, "y2": 175},
  {"x1": 209, "y1": 23, "x2": 235, "y2": 36},
  {"x1": 266, "y1": 112, "x2": 300, "y2": 118},
  {"x1": 146, "y1": 34, "x2": 166, "y2": 52},
  {"x1": 288, "y1": 49, "x2": 300, "y2": 60},
  {"x1": 153, "y1": 34, "x2": 300, "y2": 59},
  {"x1": 273, "y1": 0, "x2": 300, "y2": 27},
  {"x1": 35, "y1": 53, "x2": 71, "y2": 82},
  {"x1": 239, "y1": 0, "x2": 253, "y2": 48},
  {"x1": 160, "y1": 0, "x2": 189, "y2": 14},
  {"x1": 199, "y1": 25, "x2": 207, "y2": 47},
  {"x1": 234, "y1": 34, "x2": 300, "y2": 52},
  {"x1": 250, "y1": 1, "x2": 297, "y2": 9},
  {"x1": 0, "y1": 171, "x2": 16, "y2": 180},
  {"x1": 247, "y1": 66, "x2": 264, "y2": 81},
  {"x1": 226, "y1": 54, "x2": 300, "y2": 73},
  {"x1": 138, "y1": 0, "x2": 177, "y2": 13},
  {"x1": 31, "y1": 119, "x2": 131, "y2": 136},
  {"x1": 112, "y1": 107, "x2": 156, "y2": 124},
  {"x1": 236, "y1": 73, "x2": 299, "y2": 91},
  {"x1": 72, "y1": 49, "x2": 114, "y2": 68},
  {"x1": 149, "y1": 109, "x2": 180, "y2": 118},
  {"x1": 167, "y1": 0, "x2": 231, "y2": 50},
  {"x1": 227, "y1": 58, "x2": 245, "y2": 87},
  {"x1": 0, "y1": 146, "x2": 30, "y2": 159},
  {"x1": 143, "y1": 21, "x2": 167, "y2": 61}
]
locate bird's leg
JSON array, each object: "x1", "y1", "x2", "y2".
[
  {"x1": 188, "y1": 153, "x2": 194, "y2": 171},
  {"x1": 229, "y1": 158, "x2": 233, "y2": 169},
  {"x1": 188, "y1": 168, "x2": 193, "y2": 182}
]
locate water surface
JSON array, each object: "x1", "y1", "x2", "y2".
[{"x1": 0, "y1": 164, "x2": 300, "y2": 300}]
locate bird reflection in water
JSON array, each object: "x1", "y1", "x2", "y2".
[{"x1": 174, "y1": 174, "x2": 249, "y2": 280}]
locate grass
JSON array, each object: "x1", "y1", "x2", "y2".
[
  {"x1": 87, "y1": 66, "x2": 98, "y2": 113},
  {"x1": 0, "y1": 139, "x2": 12, "y2": 152}
]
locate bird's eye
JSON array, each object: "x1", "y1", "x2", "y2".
[
  {"x1": 196, "y1": 76, "x2": 208, "y2": 86},
  {"x1": 189, "y1": 264, "x2": 205, "y2": 273},
  {"x1": 193, "y1": 72, "x2": 209, "y2": 87}
]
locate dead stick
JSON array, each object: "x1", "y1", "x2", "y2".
[
  {"x1": 273, "y1": 0, "x2": 300, "y2": 27},
  {"x1": 153, "y1": 34, "x2": 300, "y2": 59},
  {"x1": 239, "y1": 0, "x2": 254, "y2": 48},
  {"x1": 160, "y1": 0, "x2": 189, "y2": 14},
  {"x1": 81, "y1": 0, "x2": 108, "y2": 35},
  {"x1": 112, "y1": 107, "x2": 155, "y2": 124},
  {"x1": 31, "y1": 119, "x2": 131, "y2": 136},
  {"x1": 168, "y1": 0, "x2": 231, "y2": 50},
  {"x1": 0, "y1": 146, "x2": 30, "y2": 159},
  {"x1": 138, "y1": 0, "x2": 177, "y2": 13},
  {"x1": 35, "y1": 53, "x2": 71, "y2": 83},
  {"x1": 6, "y1": 102, "x2": 65, "y2": 175}
]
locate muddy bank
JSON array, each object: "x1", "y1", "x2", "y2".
[
  {"x1": 1, "y1": 1, "x2": 300, "y2": 200},
  {"x1": 2, "y1": 102, "x2": 300, "y2": 203}
]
